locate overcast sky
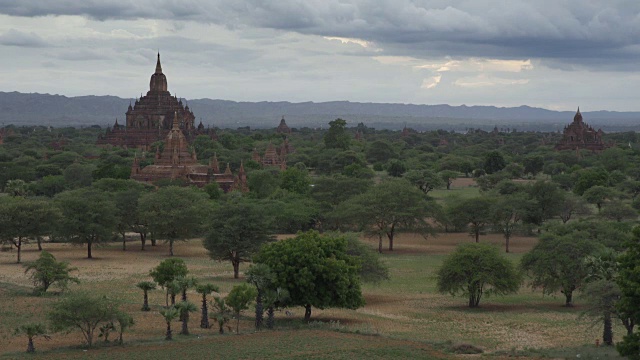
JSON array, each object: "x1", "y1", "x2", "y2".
[{"x1": 0, "y1": 1, "x2": 639, "y2": 111}]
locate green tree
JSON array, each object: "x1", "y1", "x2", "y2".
[
  {"x1": 338, "y1": 179, "x2": 438, "y2": 253},
  {"x1": 601, "y1": 200, "x2": 637, "y2": 222},
  {"x1": 581, "y1": 251, "x2": 625, "y2": 347},
  {"x1": 404, "y1": 169, "x2": 444, "y2": 195},
  {"x1": 149, "y1": 258, "x2": 189, "y2": 307},
  {"x1": 559, "y1": 193, "x2": 592, "y2": 224},
  {"x1": 159, "y1": 306, "x2": 179, "y2": 340},
  {"x1": 14, "y1": 323, "x2": 50, "y2": 353},
  {"x1": 492, "y1": 194, "x2": 530, "y2": 252},
  {"x1": 449, "y1": 196, "x2": 495, "y2": 243},
  {"x1": 437, "y1": 243, "x2": 521, "y2": 308},
  {"x1": 616, "y1": 227, "x2": 640, "y2": 357},
  {"x1": 337, "y1": 232, "x2": 390, "y2": 284},
  {"x1": 522, "y1": 180, "x2": 566, "y2": 229},
  {"x1": 574, "y1": 168, "x2": 609, "y2": 195},
  {"x1": 583, "y1": 185, "x2": 618, "y2": 213},
  {"x1": 136, "y1": 281, "x2": 156, "y2": 311},
  {"x1": 226, "y1": 284, "x2": 257, "y2": 334},
  {"x1": 246, "y1": 263, "x2": 275, "y2": 330},
  {"x1": 48, "y1": 292, "x2": 123, "y2": 347},
  {"x1": 279, "y1": 166, "x2": 311, "y2": 195},
  {"x1": 439, "y1": 170, "x2": 458, "y2": 190},
  {"x1": 210, "y1": 296, "x2": 231, "y2": 334},
  {"x1": 254, "y1": 231, "x2": 365, "y2": 322},
  {"x1": 23, "y1": 251, "x2": 79, "y2": 295},
  {"x1": 386, "y1": 159, "x2": 407, "y2": 177},
  {"x1": 140, "y1": 186, "x2": 211, "y2": 256},
  {"x1": 323, "y1": 118, "x2": 351, "y2": 150},
  {"x1": 483, "y1": 151, "x2": 506, "y2": 174},
  {"x1": 115, "y1": 312, "x2": 134, "y2": 345},
  {"x1": 196, "y1": 284, "x2": 219, "y2": 329},
  {"x1": 0, "y1": 197, "x2": 59, "y2": 263},
  {"x1": 54, "y1": 188, "x2": 118, "y2": 259},
  {"x1": 63, "y1": 163, "x2": 96, "y2": 189},
  {"x1": 174, "y1": 301, "x2": 197, "y2": 335},
  {"x1": 521, "y1": 233, "x2": 602, "y2": 306},
  {"x1": 263, "y1": 287, "x2": 289, "y2": 329},
  {"x1": 203, "y1": 198, "x2": 274, "y2": 278},
  {"x1": 523, "y1": 155, "x2": 544, "y2": 176}
]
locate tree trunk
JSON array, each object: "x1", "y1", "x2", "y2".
[
  {"x1": 165, "y1": 289, "x2": 169, "y2": 307},
  {"x1": 377, "y1": 234, "x2": 383, "y2": 254},
  {"x1": 151, "y1": 233, "x2": 156, "y2": 246},
  {"x1": 37, "y1": 236, "x2": 42, "y2": 251},
  {"x1": 236, "y1": 314, "x2": 240, "y2": 334},
  {"x1": 140, "y1": 233, "x2": 146, "y2": 250},
  {"x1": 505, "y1": 234, "x2": 510, "y2": 253},
  {"x1": 232, "y1": 259, "x2": 240, "y2": 279},
  {"x1": 388, "y1": 224, "x2": 395, "y2": 251},
  {"x1": 200, "y1": 294, "x2": 209, "y2": 328},
  {"x1": 122, "y1": 232, "x2": 126, "y2": 251},
  {"x1": 169, "y1": 240, "x2": 174, "y2": 256},
  {"x1": 170, "y1": 293, "x2": 176, "y2": 306},
  {"x1": 255, "y1": 293, "x2": 263, "y2": 329},
  {"x1": 475, "y1": 228, "x2": 480, "y2": 243},
  {"x1": 16, "y1": 238, "x2": 21, "y2": 264},
  {"x1": 118, "y1": 331, "x2": 123, "y2": 345},
  {"x1": 142, "y1": 290, "x2": 150, "y2": 311},
  {"x1": 26, "y1": 337, "x2": 35, "y2": 353},
  {"x1": 267, "y1": 306, "x2": 275, "y2": 329},
  {"x1": 564, "y1": 292, "x2": 573, "y2": 307},
  {"x1": 304, "y1": 304, "x2": 312, "y2": 322},
  {"x1": 181, "y1": 318, "x2": 189, "y2": 335},
  {"x1": 165, "y1": 322, "x2": 172, "y2": 340},
  {"x1": 219, "y1": 323, "x2": 224, "y2": 334},
  {"x1": 603, "y1": 312, "x2": 613, "y2": 346},
  {"x1": 87, "y1": 239, "x2": 93, "y2": 259}
]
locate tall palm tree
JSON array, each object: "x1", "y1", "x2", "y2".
[
  {"x1": 14, "y1": 323, "x2": 50, "y2": 353},
  {"x1": 196, "y1": 283, "x2": 219, "y2": 328},
  {"x1": 174, "y1": 301, "x2": 197, "y2": 335},
  {"x1": 159, "y1": 307, "x2": 179, "y2": 340},
  {"x1": 136, "y1": 281, "x2": 156, "y2": 311},
  {"x1": 246, "y1": 264, "x2": 275, "y2": 329},
  {"x1": 263, "y1": 287, "x2": 290, "y2": 329}
]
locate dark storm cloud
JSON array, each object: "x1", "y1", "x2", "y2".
[
  {"x1": 0, "y1": 28, "x2": 48, "y2": 47},
  {"x1": 1, "y1": 0, "x2": 639, "y2": 69}
]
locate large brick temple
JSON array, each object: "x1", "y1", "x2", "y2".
[
  {"x1": 97, "y1": 53, "x2": 215, "y2": 149},
  {"x1": 555, "y1": 108, "x2": 610, "y2": 152},
  {"x1": 131, "y1": 111, "x2": 248, "y2": 191}
]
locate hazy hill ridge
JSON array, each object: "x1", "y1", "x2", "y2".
[{"x1": 1, "y1": 91, "x2": 639, "y2": 131}]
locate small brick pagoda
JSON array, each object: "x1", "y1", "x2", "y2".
[
  {"x1": 276, "y1": 116, "x2": 291, "y2": 134},
  {"x1": 131, "y1": 112, "x2": 248, "y2": 191},
  {"x1": 251, "y1": 139, "x2": 293, "y2": 169},
  {"x1": 555, "y1": 108, "x2": 610, "y2": 152},
  {"x1": 97, "y1": 53, "x2": 214, "y2": 149}
]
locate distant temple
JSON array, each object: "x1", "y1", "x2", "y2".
[
  {"x1": 251, "y1": 139, "x2": 293, "y2": 169},
  {"x1": 131, "y1": 112, "x2": 248, "y2": 192},
  {"x1": 97, "y1": 53, "x2": 215, "y2": 149},
  {"x1": 555, "y1": 108, "x2": 610, "y2": 152},
  {"x1": 276, "y1": 116, "x2": 291, "y2": 134}
]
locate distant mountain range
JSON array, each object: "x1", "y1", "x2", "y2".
[{"x1": 1, "y1": 91, "x2": 639, "y2": 131}]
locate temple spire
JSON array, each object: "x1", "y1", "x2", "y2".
[
  {"x1": 171, "y1": 111, "x2": 179, "y2": 129},
  {"x1": 155, "y1": 52, "x2": 162, "y2": 74}
]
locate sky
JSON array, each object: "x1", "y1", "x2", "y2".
[{"x1": 0, "y1": 1, "x2": 639, "y2": 111}]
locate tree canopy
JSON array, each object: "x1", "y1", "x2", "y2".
[{"x1": 253, "y1": 231, "x2": 365, "y2": 321}]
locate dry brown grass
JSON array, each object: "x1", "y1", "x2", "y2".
[{"x1": 0, "y1": 233, "x2": 610, "y2": 357}]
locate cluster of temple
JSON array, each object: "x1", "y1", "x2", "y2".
[
  {"x1": 98, "y1": 53, "x2": 246, "y2": 190},
  {"x1": 131, "y1": 112, "x2": 248, "y2": 191},
  {"x1": 251, "y1": 138, "x2": 293, "y2": 169},
  {"x1": 555, "y1": 108, "x2": 610, "y2": 152}
]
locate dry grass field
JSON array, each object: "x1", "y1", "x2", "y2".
[{"x1": 0, "y1": 230, "x2": 620, "y2": 359}]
